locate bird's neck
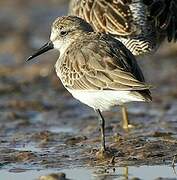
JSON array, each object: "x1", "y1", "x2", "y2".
[
  {"x1": 59, "y1": 39, "x2": 72, "y2": 57},
  {"x1": 59, "y1": 32, "x2": 85, "y2": 57}
]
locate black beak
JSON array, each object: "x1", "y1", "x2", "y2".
[{"x1": 27, "y1": 41, "x2": 54, "y2": 61}]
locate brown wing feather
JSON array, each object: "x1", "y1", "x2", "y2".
[
  {"x1": 59, "y1": 33, "x2": 151, "y2": 91},
  {"x1": 69, "y1": 0, "x2": 137, "y2": 36}
]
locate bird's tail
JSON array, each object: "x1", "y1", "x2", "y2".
[{"x1": 130, "y1": 89, "x2": 152, "y2": 102}]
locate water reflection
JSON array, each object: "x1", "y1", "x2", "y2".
[{"x1": 92, "y1": 167, "x2": 129, "y2": 180}]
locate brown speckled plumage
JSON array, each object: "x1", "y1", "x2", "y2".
[
  {"x1": 69, "y1": 0, "x2": 177, "y2": 56},
  {"x1": 53, "y1": 16, "x2": 151, "y2": 100}
]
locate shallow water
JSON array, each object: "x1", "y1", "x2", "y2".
[{"x1": 1, "y1": 165, "x2": 177, "y2": 180}]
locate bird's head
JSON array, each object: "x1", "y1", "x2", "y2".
[{"x1": 27, "y1": 16, "x2": 94, "y2": 61}]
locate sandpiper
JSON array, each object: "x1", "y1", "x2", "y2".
[
  {"x1": 68, "y1": 0, "x2": 177, "y2": 129},
  {"x1": 27, "y1": 16, "x2": 151, "y2": 153}
]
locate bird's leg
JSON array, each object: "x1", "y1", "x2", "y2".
[
  {"x1": 121, "y1": 105, "x2": 129, "y2": 130},
  {"x1": 96, "y1": 109, "x2": 106, "y2": 152},
  {"x1": 123, "y1": 166, "x2": 129, "y2": 180},
  {"x1": 121, "y1": 105, "x2": 134, "y2": 130}
]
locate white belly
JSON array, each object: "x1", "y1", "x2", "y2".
[{"x1": 67, "y1": 89, "x2": 144, "y2": 111}]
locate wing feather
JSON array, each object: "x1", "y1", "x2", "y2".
[
  {"x1": 69, "y1": 0, "x2": 137, "y2": 36},
  {"x1": 59, "y1": 33, "x2": 151, "y2": 91}
]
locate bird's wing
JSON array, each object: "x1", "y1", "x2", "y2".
[
  {"x1": 60, "y1": 33, "x2": 150, "y2": 91},
  {"x1": 143, "y1": 0, "x2": 177, "y2": 42},
  {"x1": 69, "y1": 0, "x2": 137, "y2": 36}
]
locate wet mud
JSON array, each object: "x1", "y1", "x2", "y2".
[{"x1": 0, "y1": 0, "x2": 177, "y2": 179}]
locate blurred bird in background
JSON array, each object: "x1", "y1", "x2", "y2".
[{"x1": 69, "y1": 0, "x2": 177, "y2": 55}]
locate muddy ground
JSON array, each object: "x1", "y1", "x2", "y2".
[{"x1": 0, "y1": 0, "x2": 177, "y2": 179}]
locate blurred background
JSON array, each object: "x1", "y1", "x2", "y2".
[
  {"x1": 0, "y1": 0, "x2": 67, "y2": 70},
  {"x1": 0, "y1": 0, "x2": 177, "y2": 177},
  {"x1": 0, "y1": 0, "x2": 70, "y2": 120}
]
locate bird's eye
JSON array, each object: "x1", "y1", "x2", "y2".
[{"x1": 60, "y1": 31, "x2": 68, "y2": 36}]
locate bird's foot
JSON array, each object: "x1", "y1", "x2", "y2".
[
  {"x1": 122, "y1": 123, "x2": 135, "y2": 130},
  {"x1": 96, "y1": 148, "x2": 113, "y2": 159}
]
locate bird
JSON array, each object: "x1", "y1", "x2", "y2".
[
  {"x1": 27, "y1": 16, "x2": 151, "y2": 154},
  {"x1": 68, "y1": 0, "x2": 177, "y2": 129}
]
